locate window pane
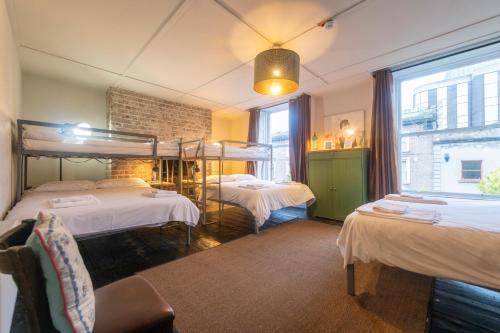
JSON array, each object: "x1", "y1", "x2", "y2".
[
  {"x1": 259, "y1": 105, "x2": 291, "y2": 182},
  {"x1": 484, "y1": 72, "x2": 498, "y2": 125},
  {"x1": 396, "y1": 50, "x2": 500, "y2": 196},
  {"x1": 463, "y1": 171, "x2": 481, "y2": 179},
  {"x1": 463, "y1": 161, "x2": 481, "y2": 170}
]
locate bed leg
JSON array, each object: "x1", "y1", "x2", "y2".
[
  {"x1": 186, "y1": 225, "x2": 191, "y2": 246},
  {"x1": 254, "y1": 221, "x2": 259, "y2": 234},
  {"x1": 347, "y1": 264, "x2": 355, "y2": 296}
]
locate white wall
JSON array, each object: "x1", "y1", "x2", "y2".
[
  {"x1": 311, "y1": 78, "x2": 373, "y2": 147},
  {"x1": 0, "y1": 0, "x2": 22, "y2": 331},
  {"x1": 22, "y1": 74, "x2": 107, "y2": 186}
]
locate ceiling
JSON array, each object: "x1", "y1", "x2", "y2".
[{"x1": 8, "y1": 0, "x2": 500, "y2": 117}]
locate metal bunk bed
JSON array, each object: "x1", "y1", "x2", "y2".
[
  {"x1": 179, "y1": 138, "x2": 273, "y2": 233},
  {"x1": 15, "y1": 119, "x2": 193, "y2": 243}
]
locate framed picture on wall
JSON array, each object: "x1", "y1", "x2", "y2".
[{"x1": 324, "y1": 110, "x2": 365, "y2": 149}]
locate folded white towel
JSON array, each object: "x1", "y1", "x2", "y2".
[
  {"x1": 357, "y1": 201, "x2": 440, "y2": 224},
  {"x1": 385, "y1": 194, "x2": 448, "y2": 205},
  {"x1": 151, "y1": 189, "x2": 177, "y2": 195},
  {"x1": 49, "y1": 195, "x2": 100, "y2": 209},
  {"x1": 143, "y1": 192, "x2": 179, "y2": 198},
  {"x1": 373, "y1": 201, "x2": 407, "y2": 214},
  {"x1": 238, "y1": 184, "x2": 269, "y2": 190}
]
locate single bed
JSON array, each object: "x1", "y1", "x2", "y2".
[
  {"x1": 6, "y1": 184, "x2": 199, "y2": 240},
  {"x1": 205, "y1": 179, "x2": 315, "y2": 231},
  {"x1": 337, "y1": 198, "x2": 500, "y2": 293}
]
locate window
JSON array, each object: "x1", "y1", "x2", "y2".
[
  {"x1": 395, "y1": 43, "x2": 500, "y2": 197},
  {"x1": 461, "y1": 160, "x2": 482, "y2": 182},
  {"x1": 259, "y1": 103, "x2": 291, "y2": 182},
  {"x1": 401, "y1": 136, "x2": 410, "y2": 152},
  {"x1": 484, "y1": 72, "x2": 499, "y2": 125},
  {"x1": 401, "y1": 158, "x2": 411, "y2": 185}
]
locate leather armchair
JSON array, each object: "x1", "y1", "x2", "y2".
[{"x1": 0, "y1": 219, "x2": 176, "y2": 333}]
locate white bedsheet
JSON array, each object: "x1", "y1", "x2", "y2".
[
  {"x1": 337, "y1": 198, "x2": 500, "y2": 290},
  {"x1": 6, "y1": 187, "x2": 199, "y2": 237},
  {"x1": 205, "y1": 180, "x2": 315, "y2": 226},
  {"x1": 23, "y1": 138, "x2": 179, "y2": 157},
  {"x1": 183, "y1": 144, "x2": 270, "y2": 159}
]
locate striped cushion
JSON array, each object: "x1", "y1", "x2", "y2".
[{"x1": 27, "y1": 212, "x2": 95, "y2": 333}]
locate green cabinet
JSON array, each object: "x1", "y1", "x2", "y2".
[{"x1": 308, "y1": 149, "x2": 369, "y2": 221}]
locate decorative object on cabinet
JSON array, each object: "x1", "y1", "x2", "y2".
[{"x1": 308, "y1": 149, "x2": 369, "y2": 221}]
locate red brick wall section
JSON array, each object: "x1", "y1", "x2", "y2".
[{"x1": 106, "y1": 87, "x2": 212, "y2": 180}]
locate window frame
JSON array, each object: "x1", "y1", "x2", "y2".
[
  {"x1": 460, "y1": 160, "x2": 482, "y2": 183},
  {"x1": 393, "y1": 42, "x2": 500, "y2": 199}
]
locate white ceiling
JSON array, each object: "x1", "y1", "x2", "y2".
[{"x1": 9, "y1": 0, "x2": 500, "y2": 117}]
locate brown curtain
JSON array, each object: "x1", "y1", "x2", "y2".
[
  {"x1": 369, "y1": 69, "x2": 399, "y2": 200},
  {"x1": 289, "y1": 94, "x2": 311, "y2": 184},
  {"x1": 246, "y1": 107, "x2": 260, "y2": 175}
]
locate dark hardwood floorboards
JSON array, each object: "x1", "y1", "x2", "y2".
[{"x1": 10, "y1": 206, "x2": 500, "y2": 332}]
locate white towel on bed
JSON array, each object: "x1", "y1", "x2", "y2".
[
  {"x1": 238, "y1": 184, "x2": 269, "y2": 190},
  {"x1": 143, "y1": 189, "x2": 179, "y2": 198},
  {"x1": 372, "y1": 201, "x2": 407, "y2": 214},
  {"x1": 49, "y1": 195, "x2": 100, "y2": 209},
  {"x1": 357, "y1": 201, "x2": 440, "y2": 224},
  {"x1": 385, "y1": 194, "x2": 448, "y2": 205}
]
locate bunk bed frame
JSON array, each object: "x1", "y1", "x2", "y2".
[
  {"x1": 15, "y1": 119, "x2": 191, "y2": 243},
  {"x1": 179, "y1": 138, "x2": 273, "y2": 233}
]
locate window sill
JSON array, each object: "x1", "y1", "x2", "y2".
[{"x1": 459, "y1": 179, "x2": 481, "y2": 183}]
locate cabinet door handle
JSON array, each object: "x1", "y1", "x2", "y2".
[{"x1": 328, "y1": 186, "x2": 336, "y2": 191}]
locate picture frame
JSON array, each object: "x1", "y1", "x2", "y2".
[
  {"x1": 324, "y1": 110, "x2": 365, "y2": 149},
  {"x1": 323, "y1": 140, "x2": 333, "y2": 150}
]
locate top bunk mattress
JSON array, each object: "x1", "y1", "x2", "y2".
[
  {"x1": 183, "y1": 143, "x2": 270, "y2": 160},
  {"x1": 22, "y1": 127, "x2": 179, "y2": 157}
]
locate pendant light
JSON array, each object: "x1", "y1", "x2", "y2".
[{"x1": 253, "y1": 47, "x2": 300, "y2": 96}]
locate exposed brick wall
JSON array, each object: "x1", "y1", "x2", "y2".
[{"x1": 106, "y1": 87, "x2": 212, "y2": 180}]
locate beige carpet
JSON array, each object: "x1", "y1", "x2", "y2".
[{"x1": 140, "y1": 221, "x2": 431, "y2": 333}]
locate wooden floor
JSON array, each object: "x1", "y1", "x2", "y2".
[{"x1": 10, "y1": 206, "x2": 500, "y2": 332}]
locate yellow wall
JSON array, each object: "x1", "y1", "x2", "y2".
[{"x1": 211, "y1": 111, "x2": 249, "y2": 175}]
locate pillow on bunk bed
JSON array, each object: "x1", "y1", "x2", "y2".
[
  {"x1": 95, "y1": 177, "x2": 150, "y2": 189},
  {"x1": 33, "y1": 180, "x2": 96, "y2": 192},
  {"x1": 232, "y1": 174, "x2": 257, "y2": 181},
  {"x1": 23, "y1": 126, "x2": 67, "y2": 142},
  {"x1": 26, "y1": 212, "x2": 95, "y2": 333},
  {"x1": 205, "y1": 175, "x2": 237, "y2": 183}
]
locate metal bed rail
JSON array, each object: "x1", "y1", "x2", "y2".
[
  {"x1": 179, "y1": 137, "x2": 273, "y2": 231},
  {"x1": 16, "y1": 119, "x2": 179, "y2": 201}
]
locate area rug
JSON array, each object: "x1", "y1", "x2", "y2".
[{"x1": 140, "y1": 220, "x2": 431, "y2": 333}]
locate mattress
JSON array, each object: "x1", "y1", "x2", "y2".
[
  {"x1": 183, "y1": 143, "x2": 270, "y2": 160},
  {"x1": 337, "y1": 198, "x2": 500, "y2": 290},
  {"x1": 205, "y1": 180, "x2": 315, "y2": 226},
  {"x1": 5, "y1": 187, "x2": 199, "y2": 237},
  {"x1": 23, "y1": 138, "x2": 179, "y2": 157}
]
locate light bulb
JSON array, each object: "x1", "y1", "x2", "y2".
[
  {"x1": 270, "y1": 82, "x2": 282, "y2": 95},
  {"x1": 345, "y1": 128, "x2": 355, "y2": 136},
  {"x1": 272, "y1": 69, "x2": 281, "y2": 77}
]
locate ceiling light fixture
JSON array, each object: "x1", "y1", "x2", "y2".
[{"x1": 254, "y1": 46, "x2": 300, "y2": 96}]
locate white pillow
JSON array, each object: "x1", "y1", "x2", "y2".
[
  {"x1": 33, "y1": 180, "x2": 96, "y2": 192},
  {"x1": 232, "y1": 174, "x2": 257, "y2": 181},
  {"x1": 205, "y1": 175, "x2": 236, "y2": 183},
  {"x1": 23, "y1": 126, "x2": 67, "y2": 142},
  {"x1": 95, "y1": 178, "x2": 150, "y2": 189}
]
